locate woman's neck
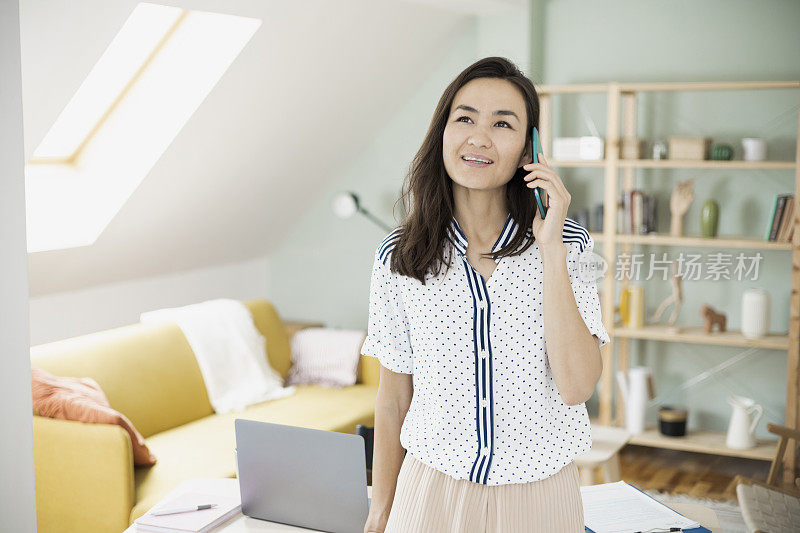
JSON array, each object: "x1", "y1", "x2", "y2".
[{"x1": 453, "y1": 200, "x2": 509, "y2": 248}]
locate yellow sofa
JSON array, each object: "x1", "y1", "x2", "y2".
[{"x1": 30, "y1": 299, "x2": 380, "y2": 533}]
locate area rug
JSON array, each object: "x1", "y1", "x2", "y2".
[{"x1": 643, "y1": 489, "x2": 748, "y2": 533}]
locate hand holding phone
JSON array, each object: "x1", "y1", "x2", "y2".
[{"x1": 530, "y1": 127, "x2": 548, "y2": 219}]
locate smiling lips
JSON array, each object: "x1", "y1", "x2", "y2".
[{"x1": 461, "y1": 153, "x2": 493, "y2": 167}]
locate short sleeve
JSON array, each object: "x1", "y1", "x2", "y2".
[
  {"x1": 361, "y1": 243, "x2": 414, "y2": 374},
  {"x1": 566, "y1": 234, "x2": 611, "y2": 348}
]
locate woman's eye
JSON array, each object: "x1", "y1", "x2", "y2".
[{"x1": 456, "y1": 116, "x2": 512, "y2": 128}]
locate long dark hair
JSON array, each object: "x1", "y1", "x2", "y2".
[{"x1": 390, "y1": 56, "x2": 541, "y2": 285}]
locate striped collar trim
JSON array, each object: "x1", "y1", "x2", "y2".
[{"x1": 449, "y1": 213, "x2": 529, "y2": 257}]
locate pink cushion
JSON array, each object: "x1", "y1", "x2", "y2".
[
  {"x1": 31, "y1": 365, "x2": 156, "y2": 466},
  {"x1": 286, "y1": 328, "x2": 366, "y2": 388}
]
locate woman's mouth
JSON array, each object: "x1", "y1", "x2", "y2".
[{"x1": 461, "y1": 154, "x2": 493, "y2": 167}]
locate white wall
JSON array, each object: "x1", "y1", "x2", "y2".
[
  {"x1": 268, "y1": 5, "x2": 532, "y2": 330},
  {"x1": 21, "y1": 0, "x2": 467, "y2": 297},
  {"x1": 29, "y1": 255, "x2": 271, "y2": 345},
  {"x1": 0, "y1": 0, "x2": 37, "y2": 530}
]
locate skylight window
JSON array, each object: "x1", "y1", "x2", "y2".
[
  {"x1": 31, "y1": 3, "x2": 184, "y2": 163},
  {"x1": 26, "y1": 3, "x2": 261, "y2": 252}
]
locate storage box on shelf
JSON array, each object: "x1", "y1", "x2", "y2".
[
  {"x1": 536, "y1": 80, "x2": 800, "y2": 483},
  {"x1": 668, "y1": 135, "x2": 712, "y2": 160}
]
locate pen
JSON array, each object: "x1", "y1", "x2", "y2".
[
  {"x1": 634, "y1": 528, "x2": 683, "y2": 533},
  {"x1": 151, "y1": 503, "x2": 218, "y2": 516}
]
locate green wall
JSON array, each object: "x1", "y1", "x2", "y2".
[
  {"x1": 271, "y1": 0, "x2": 800, "y2": 440},
  {"x1": 536, "y1": 0, "x2": 800, "y2": 439}
]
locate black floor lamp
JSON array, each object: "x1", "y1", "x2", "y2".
[{"x1": 331, "y1": 192, "x2": 392, "y2": 232}]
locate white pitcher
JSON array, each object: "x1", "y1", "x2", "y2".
[
  {"x1": 616, "y1": 366, "x2": 655, "y2": 435},
  {"x1": 726, "y1": 395, "x2": 763, "y2": 449}
]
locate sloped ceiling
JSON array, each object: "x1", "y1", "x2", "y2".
[{"x1": 21, "y1": 0, "x2": 523, "y2": 296}]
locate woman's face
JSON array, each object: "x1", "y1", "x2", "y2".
[{"x1": 442, "y1": 77, "x2": 530, "y2": 192}]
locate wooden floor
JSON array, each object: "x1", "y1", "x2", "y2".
[{"x1": 619, "y1": 444, "x2": 775, "y2": 501}]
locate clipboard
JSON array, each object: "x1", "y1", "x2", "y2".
[{"x1": 582, "y1": 481, "x2": 712, "y2": 533}]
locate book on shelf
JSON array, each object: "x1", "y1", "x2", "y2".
[
  {"x1": 765, "y1": 193, "x2": 795, "y2": 243},
  {"x1": 133, "y1": 491, "x2": 241, "y2": 533},
  {"x1": 619, "y1": 190, "x2": 657, "y2": 235},
  {"x1": 777, "y1": 196, "x2": 794, "y2": 242}
]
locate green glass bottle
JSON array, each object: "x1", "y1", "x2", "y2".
[{"x1": 701, "y1": 199, "x2": 719, "y2": 238}]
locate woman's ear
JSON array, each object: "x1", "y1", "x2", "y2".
[{"x1": 518, "y1": 144, "x2": 533, "y2": 167}]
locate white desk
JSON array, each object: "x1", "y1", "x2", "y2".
[
  {"x1": 124, "y1": 478, "x2": 369, "y2": 532},
  {"x1": 124, "y1": 478, "x2": 719, "y2": 532}
]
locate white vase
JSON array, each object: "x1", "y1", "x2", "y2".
[
  {"x1": 742, "y1": 138, "x2": 766, "y2": 161},
  {"x1": 741, "y1": 289, "x2": 770, "y2": 339}
]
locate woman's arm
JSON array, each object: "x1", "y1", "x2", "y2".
[
  {"x1": 363, "y1": 365, "x2": 413, "y2": 533},
  {"x1": 541, "y1": 243, "x2": 603, "y2": 406}
]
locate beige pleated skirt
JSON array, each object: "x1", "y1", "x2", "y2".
[{"x1": 383, "y1": 452, "x2": 584, "y2": 533}]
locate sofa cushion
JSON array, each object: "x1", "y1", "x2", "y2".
[
  {"x1": 130, "y1": 383, "x2": 378, "y2": 524},
  {"x1": 286, "y1": 328, "x2": 365, "y2": 388},
  {"x1": 31, "y1": 365, "x2": 156, "y2": 466}
]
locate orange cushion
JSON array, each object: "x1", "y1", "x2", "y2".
[{"x1": 31, "y1": 365, "x2": 156, "y2": 466}]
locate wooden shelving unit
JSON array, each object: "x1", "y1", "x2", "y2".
[
  {"x1": 536, "y1": 80, "x2": 800, "y2": 483},
  {"x1": 612, "y1": 323, "x2": 790, "y2": 351},
  {"x1": 587, "y1": 417, "x2": 779, "y2": 462}
]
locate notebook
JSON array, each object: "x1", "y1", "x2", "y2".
[
  {"x1": 581, "y1": 481, "x2": 712, "y2": 533},
  {"x1": 134, "y1": 491, "x2": 241, "y2": 533}
]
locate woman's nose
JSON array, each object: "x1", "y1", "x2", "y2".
[{"x1": 467, "y1": 134, "x2": 491, "y2": 149}]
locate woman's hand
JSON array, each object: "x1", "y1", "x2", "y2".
[
  {"x1": 364, "y1": 512, "x2": 387, "y2": 533},
  {"x1": 523, "y1": 151, "x2": 570, "y2": 251}
]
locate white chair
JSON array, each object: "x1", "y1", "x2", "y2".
[{"x1": 574, "y1": 424, "x2": 631, "y2": 485}]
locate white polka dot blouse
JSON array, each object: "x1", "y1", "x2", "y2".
[{"x1": 361, "y1": 213, "x2": 610, "y2": 485}]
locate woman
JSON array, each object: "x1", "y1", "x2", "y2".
[{"x1": 361, "y1": 56, "x2": 610, "y2": 533}]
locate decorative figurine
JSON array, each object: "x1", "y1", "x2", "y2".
[
  {"x1": 653, "y1": 140, "x2": 668, "y2": 160},
  {"x1": 651, "y1": 263, "x2": 684, "y2": 333},
  {"x1": 700, "y1": 304, "x2": 727, "y2": 334},
  {"x1": 669, "y1": 178, "x2": 695, "y2": 236}
]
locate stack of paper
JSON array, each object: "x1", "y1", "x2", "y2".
[
  {"x1": 581, "y1": 481, "x2": 710, "y2": 533},
  {"x1": 134, "y1": 491, "x2": 241, "y2": 533}
]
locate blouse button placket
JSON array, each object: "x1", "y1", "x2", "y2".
[
  {"x1": 450, "y1": 214, "x2": 517, "y2": 486},
  {"x1": 471, "y1": 264, "x2": 495, "y2": 483}
]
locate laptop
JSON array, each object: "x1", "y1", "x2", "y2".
[{"x1": 234, "y1": 418, "x2": 372, "y2": 533}]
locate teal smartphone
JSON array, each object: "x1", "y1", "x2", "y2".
[{"x1": 531, "y1": 127, "x2": 548, "y2": 218}]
